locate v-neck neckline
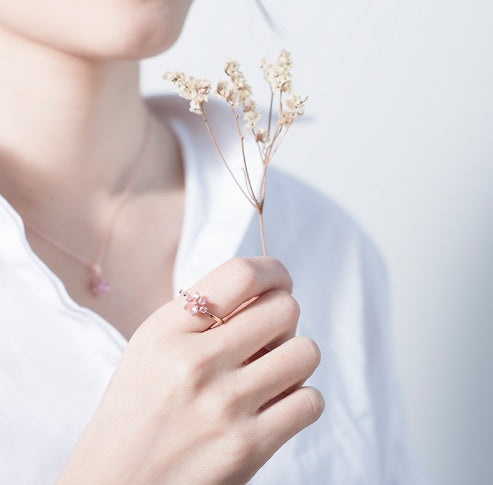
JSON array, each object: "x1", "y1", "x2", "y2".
[{"x1": 0, "y1": 114, "x2": 197, "y2": 350}]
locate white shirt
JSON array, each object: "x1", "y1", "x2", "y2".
[{"x1": 0, "y1": 96, "x2": 430, "y2": 484}]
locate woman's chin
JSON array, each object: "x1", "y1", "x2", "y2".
[
  {"x1": 65, "y1": 14, "x2": 186, "y2": 61},
  {"x1": 79, "y1": 28, "x2": 182, "y2": 61},
  {"x1": 0, "y1": 0, "x2": 192, "y2": 62}
]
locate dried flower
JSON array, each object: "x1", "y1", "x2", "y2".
[
  {"x1": 162, "y1": 71, "x2": 211, "y2": 114},
  {"x1": 242, "y1": 98, "x2": 261, "y2": 129},
  {"x1": 255, "y1": 128, "x2": 269, "y2": 143},
  {"x1": 216, "y1": 59, "x2": 261, "y2": 131},
  {"x1": 285, "y1": 92, "x2": 306, "y2": 116},
  {"x1": 162, "y1": 49, "x2": 306, "y2": 256},
  {"x1": 279, "y1": 93, "x2": 307, "y2": 126},
  {"x1": 216, "y1": 80, "x2": 229, "y2": 98},
  {"x1": 224, "y1": 60, "x2": 240, "y2": 77},
  {"x1": 260, "y1": 49, "x2": 293, "y2": 93}
]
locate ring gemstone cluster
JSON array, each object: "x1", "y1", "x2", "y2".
[{"x1": 182, "y1": 291, "x2": 208, "y2": 316}]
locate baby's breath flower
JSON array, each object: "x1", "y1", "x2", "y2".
[
  {"x1": 285, "y1": 92, "x2": 307, "y2": 118},
  {"x1": 224, "y1": 60, "x2": 240, "y2": 76},
  {"x1": 217, "y1": 59, "x2": 261, "y2": 130},
  {"x1": 278, "y1": 112, "x2": 294, "y2": 126},
  {"x1": 277, "y1": 49, "x2": 293, "y2": 70},
  {"x1": 279, "y1": 93, "x2": 307, "y2": 126},
  {"x1": 162, "y1": 49, "x2": 307, "y2": 257},
  {"x1": 259, "y1": 57, "x2": 271, "y2": 77},
  {"x1": 163, "y1": 70, "x2": 211, "y2": 114},
  {"x1": 216, "y1": 80, "x2": 229, "y2": 98},
  {"x1": 244, "y1": 107, "x2": 261, "y2": 130},
  {"x1": 222, "y1": 60, "x2": 252, "y2": 107},
  {"x1": 260, "y1": 49, "x2": 293, "y2": 93},
  {"x1": 255, "y1": 128, "x2": 269, "y2": 144}
]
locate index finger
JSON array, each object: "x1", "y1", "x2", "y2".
[{"x1": 170, "y1": 256, "x2": 293, "y2": 332}]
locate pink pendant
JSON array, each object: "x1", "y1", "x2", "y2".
[{"x1": 90, "y1": 274, "x2": 111, "y2": 296}]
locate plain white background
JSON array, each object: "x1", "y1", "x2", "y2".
[{"x1": 140, "y1": 1, "x2": 493, "y2": 483}]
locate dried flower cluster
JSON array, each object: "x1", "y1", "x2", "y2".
[
  {"x1": 162, "y1": 49, "x2": 306, "y2": 256},
  {"x1": 260, "y1": 49, "x2": 293, "y2": 93},
  {"x1": 162, "y1": 71, "x2": 211, "y2": 114},
  {"x1": 217, "y1": 60, "x2": 261, "y2": 131}
]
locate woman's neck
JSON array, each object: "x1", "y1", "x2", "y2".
[{"x1": 0, "y1": 23, "x2": 154, "y2": 211}]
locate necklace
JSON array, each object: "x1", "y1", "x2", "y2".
[{"x1": 23, "y1": 112, "x2": 152, "y2": 297}]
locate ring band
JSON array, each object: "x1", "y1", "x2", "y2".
[{"x1": 179, "y1": 289, "x2": 225, "y2": 328}]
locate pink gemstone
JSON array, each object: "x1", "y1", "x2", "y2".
[
  {"x1": 199, "y1": 306, "x2": 207, "y2": 313},
  {"x1": 198, "y1": 297, "x2": 207, "y2": 305},
  {"x1": 192, "y1": 292, "x2": 200, "y2": 300},
  {"x1": 191, "y1": 305, "x2": 198, "y2": 314},
  {"x1": 90, "y1": 275, "x2": 110, "y2": 296},
  {"x1": 186, "y1": 294, "x2": 193, "y2": 302}
]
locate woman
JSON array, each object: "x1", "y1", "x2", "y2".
[{"x1": 0, "y1": 1, "x2": 428, "y2": 484}]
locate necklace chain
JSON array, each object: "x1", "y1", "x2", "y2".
[{"x1": 23, "y1": 111, "x2": 153, "y2": 296}]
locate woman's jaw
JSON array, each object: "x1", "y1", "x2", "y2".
[
  {"x1": 0, "y1": 0, "x2": 193, "y2": 61},
  {"x1": 0, "y1": 0, "x2": 192, "y2": 211}
]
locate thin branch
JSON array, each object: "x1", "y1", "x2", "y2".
[
  {"x1": 258, "y1": 160, "x2": 269, "y2": 206},
  {"x1": 200, "y1": 107, "x2": 256, "y2": 207},
  {"x1": 262, "y1": 93, "x2": 285, "y2": 163},
  {"x1": 270, "y1": 123, "x2": 291, "y2": 159},
  {"x1": 257, "y1": 209, "x2": 268, "y2": 256},
  {"x1": 240, "y1": 167, "x2": 257, "y2": 202},
  {"x1": 230, "y1": 106, "x2": 258, "y2": 207},
  {"x1": 267, "y1": 89, "x2": 274, "y2": 137},
  {"x1": 251, "y1": 128, "x2": 266, "y2": 161},
  {"x1": 264, "y1": 122, "x2": 283, "y2": 165}
]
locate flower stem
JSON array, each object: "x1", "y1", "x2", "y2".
[
  {"x1": 271, "y1": 122, "x2": 291, "y2": 159},
  {"x1": 257, "y1": 208, "x2": 268, "y2": 256},
  {"x1": 230, "y1": 107, "x2": 257, "y2": 204},
  {"x1": 267, "y1": 89, "x2": 274, "y2": 137},
  {"x1": 200, "y1": 107, "x2": 256, "y2": 208}
]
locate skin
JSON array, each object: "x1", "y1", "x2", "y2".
[
  {"x1": 55, "y1": 257, "x2": 324, "y2": 484},
  {"x1": 0, "y1": 1, "x2": 194, "y2": 338},
  {"x1": 0, "y1": 1, "x2": 324, "y2": 483}
]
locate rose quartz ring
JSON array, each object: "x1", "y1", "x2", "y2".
[{"x1": 179, "y1": 289, "x2": 224, "y2": 328}]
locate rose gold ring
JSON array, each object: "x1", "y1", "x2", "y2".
[{"x1": 179, "y1": 289, "x2": 225, "y2": 328}]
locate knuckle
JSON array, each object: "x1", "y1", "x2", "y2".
[
  {"x1": 172, "y1": 356, "x2": 200, "y2": 381},
  {"x1": 277, "y1": 261, "x2": 294, "y2": 293},
  {"x1": 171, "y1": 353, "x2": 209, "y2": 389},
  {"x1": 230, "y1": 257, "x2": 258, "y2": 291},
  {"x1": 229, "y1": 257, "x2": 294, "y2": 294},
  {"x1": 208, "y1": 378, "x2": 248, "y2": 419},
  {"x1": 206, "y1": 332, "x2": 230, "y2": 357},
  {"x1": 296, "y1": 336, "x2": 321, "y2": 368},
  {"x1": 274, "y1": 291, "x2": 300, "y2": 320},
  {"x1": 227, "y1": 426, "x2": 258, "y2": 466},
  {"x1": 262, "y1": 256, "x2": 294, "y2": 293},
  {"x1": 272, "y1": 257, "x2": 294, "y2": 292},
  {"x1": 224, "y1": 382, "x2": 248, "y2": 410}
]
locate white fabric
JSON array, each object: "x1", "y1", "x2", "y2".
[{"x1": 0, "y1": 96, "x2": 430, "y2": 484}]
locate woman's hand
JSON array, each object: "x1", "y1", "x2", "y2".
[{"x1": 55, "y1": 256, "x2": 324, "y2": 485}]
